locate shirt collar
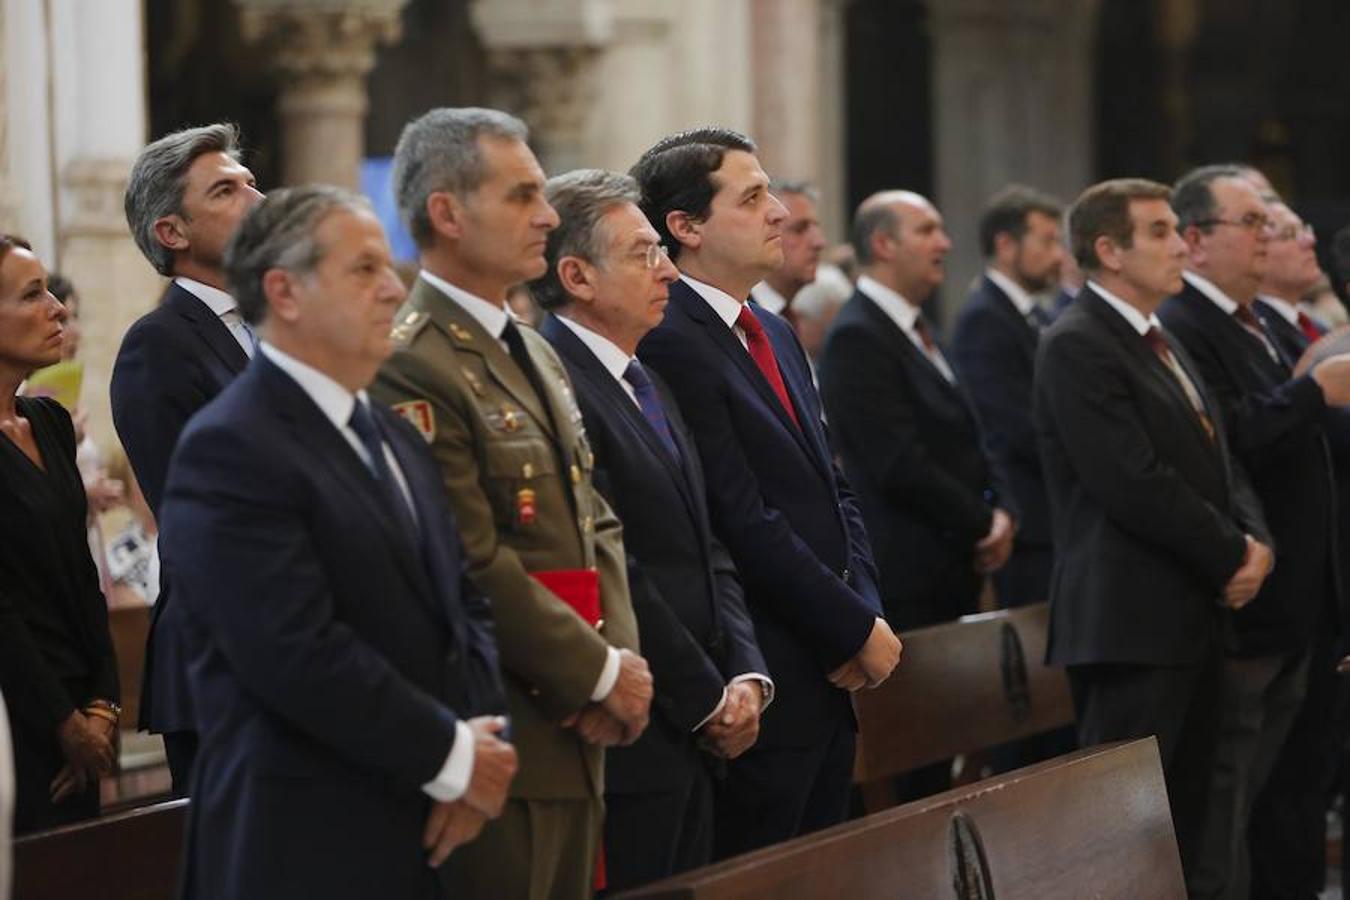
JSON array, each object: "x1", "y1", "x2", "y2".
[
  {"x1": 984, "y1": 268, "x2": 1037, "y2": 317},
  {"x1": 175, "y1": 276, "x2": 237, "y2": 317},
  {"x1": 554, "y1": 315, "x2": 633, "y2": 384},
  {"x1": 681, "y1": 274, "x2": 746, "y2": 331},
  {"x1": 750, "y1": 281, "x2": 788, "y2": 315},
  {"x1": 856, "y1": 274, "x2": 919, "y2": 333},
  {"x1": 259, "y1": 341, "x2": 366, "y2": 433},
  {"x1": 1256, "y1": 294, "x2": 1300, "y2": 326},
  {"x1": 1183, "y1": 270, "x2": 1239, "y2": 315},
  {"x1": 1087, "y1": 280, "x2": 1161, "y2": 336},
  {"x1": 419, "y1": 270, "x2": 512, "y2": 339}
]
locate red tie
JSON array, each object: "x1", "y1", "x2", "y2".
[
  {"x1": 737, "y1": 305, "x2": 801, "y2": 430},
  {"x1": 1297, "y1": 311, "x2": 1323, "y2": 344}
]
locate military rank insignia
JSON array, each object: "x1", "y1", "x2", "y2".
[
  {"x1": 516, "y1": 487, "x2": 537, "y2": 526},
  {"x1": 392, "y1": 400, "x2": 435, "y2": 443}
]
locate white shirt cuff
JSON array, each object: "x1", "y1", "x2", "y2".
[
  {"x1": 693, "y1": 687, "x2": 730, "y2": 733},
  {"x1": 421, "y1": 720, "x2": 474, "y2": 803},
  {"x1": 589, "y1": 646, "x2": 621, "y2": 702},
  {"x1": 731, "y1": 673, "x2": 775, "y2": 711}
]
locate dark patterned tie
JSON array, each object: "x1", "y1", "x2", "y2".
[
  {"x1": 736, "y1": 304, "x2": 801, "y2": 430},
  {"x1": 623, "y1": 360, "x2": 681, "y2": 463},
  {"x1": 348, "y1": 399, "x2": 420, "y2": 539},
  {"x1": 1142, "y1": 327, "x2": 1216, "y2": 444}
]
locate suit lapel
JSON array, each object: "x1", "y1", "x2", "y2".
[
  {"x1": 761, "y1": 310, "x2": 834, "y2": 479},
  {"x1": 984, "y1": 279, "x2": 1040, "y2": 362},
  {"x1": 857, "y1": 290, "x2": 966, "y2": 404},
  {"x1": 166, "y1": 283, "x2": 249, "y2": 375}
]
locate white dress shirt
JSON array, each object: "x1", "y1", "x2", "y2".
[
  {"x1": 1256, "y1": 293, "x2": 1300, "y2": 328},
  {"x1": 855, "y1": 275, "x2": 957, "y2": 383},
  {"x1": 1183, "y1": 271, "x2": 1279, "y2": 362},
  {"x1": 750, "y1": 281, "x2": 789, "y2": 316},
  {"x1": 1088, "y1": 280, "x2": 1159, "y2": 336},
  {"x1": 554, "y1": 315, "x2": 776, "y2": 727},
  {"x1": 985, "y1": 268, "x2": 1037, "y2": 318},
  {"x1": 175, "y1": 276, "x2": 256, "y2": 358},
  {"x1": 682, "y1": 274, "x2": 753, "y2": 351},
  {"x1": 258, "y1": 342, "x2": 470, "y2": 803},
  {"x1": 419, "y1": 272, "x2": 621, "y2": 703}
]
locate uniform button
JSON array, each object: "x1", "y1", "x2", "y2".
[
  {"x1": 570, "y1": 464, "x2": 581, "y2": 484},
  {"x1": 582, "y1": 515, "x2": 594, "y2": 532}
]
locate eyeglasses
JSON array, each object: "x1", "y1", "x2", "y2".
[
  {"x1": 634, "y1": 244, "x2": 670, "y2": 270},
  {"x1": 1193, "y1": 212, "x2": 1272, "y2": 234},
  {"x1": 1270, "y1": 222, "x2": 1316, "y2": 242}
]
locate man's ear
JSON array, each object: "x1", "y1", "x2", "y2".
[
  {"x1": 152, "y1": 215, "x2": 189, "y2": 253},
  {"x1": 666, "y1": 210, "x2": 701, "y2": 253},
  {"x1": 1093, "y1": 235, "x2": 1123, "y2": 274},
  {"x1": 557, "y1": 256, "x2": 597, "y2": 303},
  {"x1": 426, "y1": 191, "x2": 465, "y2": 242},
  {"x1": 261, "y1": 269, "x2": 301, "y2": 324}
]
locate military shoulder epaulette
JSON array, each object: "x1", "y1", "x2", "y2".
[{"x1": 389, "y1": 309, "x2": 431, "y2": 345}]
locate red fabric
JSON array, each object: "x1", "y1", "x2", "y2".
[
  {"x1": 736, "y1": 305, "x2": 801, "y2": 430},
  {"x1": 529, "y1": 569, "x2": 601, "y2": 626},
  {"x1": 1297, "y1": 311, "x2": 1324, "y2": 343}
]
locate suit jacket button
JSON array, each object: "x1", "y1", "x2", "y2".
[{"x1": 841, "y1": 566, "x2": 852, "y2": 582}]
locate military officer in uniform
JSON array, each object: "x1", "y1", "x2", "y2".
[{"x1": 371, "y1": 107, "x2": 651, "y2": 900}]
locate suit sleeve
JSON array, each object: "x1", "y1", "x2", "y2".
[
  {"x1": 642, "y1": 331, "x2": 877, "y2": 670},
  {"x1": 1035, "y1": 330, "x2": 1248, "y2": 588},
  {"x1": 160, "y1": 423, "x2": 458, "y2": 789},
  {"x1": 372, "y1": 348, "x2": 612, "y2": 721},
  {"x1": 110, "y1": 319, "x2": 213, "y2": 518},
  {"x1": 821, "y1": 323, "x2": 994, "y2": 544}
]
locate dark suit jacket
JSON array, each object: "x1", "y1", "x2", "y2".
[
  {"x1": 1033, "y1": 286, "x2": 1268, "y2": 667},
  {"x1": 110, "y1": 281, "x2": 249, "y2": 732},
  {"x1": 1160, "y1": 284, "x2": 1338, "y2": 656},
  {"x1": 638, "y1": 279, "x2": 882, "y2": 748},
  {"x1": 159, "y1": 353, "x2": 504, "y2": 900},
  {"x1": 540, "y1": 314, "x2": 766, "y2": 793},
  {"x1": 820, "y1": 287, "x2": 1013, "y2": 628}
]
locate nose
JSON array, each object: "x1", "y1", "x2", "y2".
[
  {"x1": 656, "y1": 253, "x2": 679, "y2": 284},
  {"x1": 767, "y1": 195, "x2": 788, "y2": 225},
  {"x1": 809, "y1": 224, "x2": 827, "y2": 251},
  {"x1": 48, "y1": 291, "x2": 69, "y2": 321},
  {"x1": 537, "y1": 198, "x2": 561, "y2": 230},
  {"x1": 381, "y1": 266, "x2": 407, "y2": 305},
  {"x1": 244, "y1": 185, "x2": 265, "y2": 208},
  {"x1": 937, "y1": 229, "x2": 953, "y2": 253}
]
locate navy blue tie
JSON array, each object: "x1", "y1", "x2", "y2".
[
  {"x1": 623, "y1": 360, "x2": 681, "y2": 464},
  {"x1": 348, "y1": 400, "x2": 420, "y2": 539}
]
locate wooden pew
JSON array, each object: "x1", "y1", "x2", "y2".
[
  {"x1": 107, "y1": 604, "x2": 150, "y2": 730},
  {"x1": 12, "y1": 799, "x2": 187, "y2": 900},
  {"x1": 853, "y1": 602, "x2": 1074, "y2": 811},
  {"x1": 619, "y1": 739, "x2": 1185, "y2": 899}
]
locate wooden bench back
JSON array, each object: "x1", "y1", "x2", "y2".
[
  {"x1": 13, "y1": 799, "x2": 187, "y2": 900},
  {"x1": 853, "y1": 603, "x2": 1073, "y2": 793},
  {"x1": 619, "y1": 739, "x2": 1185, "y2": 899}
]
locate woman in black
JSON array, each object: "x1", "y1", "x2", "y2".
[{"x1": 0, "y1": 235, "x2": 119, "y2": 833}]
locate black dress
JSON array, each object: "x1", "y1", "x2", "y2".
[{"x1": 0, "y1": 396, "x2": 118, "y2": 833}]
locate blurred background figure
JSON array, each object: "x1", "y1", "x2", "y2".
[
  {"x1": 0, "y1": 235, "x2": 120, "y2": 834},
  {"x1": 792, "y1": 263, "x2": 852, "y2": 371},
  {"x1": 752, "y1": 180, "x2": 827, "y2": 323}
]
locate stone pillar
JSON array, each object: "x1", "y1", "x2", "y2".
[
  {"x1": 0, "y1": 0, "x2": 14, "y2": 230},
  {"x1": 236, "y1": 0, "x2": 409, "y2": 189},
  {"x1": 817, "y1": 0, "x2": 851, "y2": 241},
  {"x1": 929, "y1": 0, "x2": 1102, "y2": 317},
  {"x1": 749, "y1": 0, "x2": 821, "y2": 187}
]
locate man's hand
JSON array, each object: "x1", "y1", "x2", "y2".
[
  {"x1": 563, "y1": 703, "x2": 627, "y2": 747},
  {"x1": 827, "y1": 658, "x2": 867, "y2": 692},
  {"x1": 84, "y1": 474, "x2": 125, "y2": 514},
  {"x1": 1311, "y1": 354, "x2": 1350, "y2": 406},
  {"x1": 856, "y1": 617, "x2": 903, "y2": 687},
  {"x1": 974, "y1": 509, "x2": 1015, "y2": 574},
  {"x1": 56, "y1": 711, "x2": 114, "y2": 778},
  {"x1": 461, "y1": 716, "x2": 517, "y2": 819},
  {"x1": 600, "y1": 649, "x2": 653, "y2": 739},
  {"x1": 49, "y1": 762, "x2": 88, "y2": 803},
  {"x1": 422, "y1": 800, "x2": 487, "y2": 867},
  {"x1": 701, "y1": 682, "x2": 762, "y2": 759},
  {"x1": 1223, "y1": 535, "x2": 1273, "y2": 609}
]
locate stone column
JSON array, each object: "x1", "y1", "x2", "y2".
[
  {"x1": 749, "y1": 0, "x2": 821, "y2": 187},
  {"x1": 0, "y1": 0, "x2": 14, "y2": 229},
  {"x1": 236, "y1": 0, "x2": 409, "y2": 189},
  {"x1": 929, "y1": 0, "x2": 1102, "y2": 317}
]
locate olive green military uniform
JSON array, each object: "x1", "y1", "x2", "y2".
[{"x1": 371, "y1": 276, "x2": 637, "y2": 900}]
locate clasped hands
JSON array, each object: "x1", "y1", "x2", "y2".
[
  {"x1": 698, "y1": 681, "x2": 763, "y2": 760},
  {"x1": 562, "y1": 648, "x2": 653, "y2": 748},
  {"x1": 1223, "y1": 534, "x2": 1273, "y2": 610},
  {"x1": 828, "y1": 617, "x2": 903, "y2": 692},
  {"x1": 423, "y1": 715, "x2": 518, "y2": 867},
  {"x1": 50, "y1": 708, "x2": 117, "y2": 803},
  {"x1": 974, "y1": 508, "x2": 1015, "y2": 575}
]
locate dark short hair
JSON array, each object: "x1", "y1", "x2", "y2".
[
  {"x1": 630, "y1": 126, "x2": 755, "y2": 263},
  {"x1": 1068, "y1": 178, "x2": 1172, "y2": 272},
  {"x1": 1171, "y1": 164, "x2": 1245, "y2": 232},
  {"x1": 46, "y1": 273, "x2": 75, "y2": 304},
  {"x1": 224, "y1": 185, "x2": 372, "y2": 325},
  {"x1": 978, "y1": 185, "x2": 1063, "y2": 257},
  {"x1": 531, "y1": 169, "x2": 640, "y2": 311},
  {"x1": 125, "y1": 123, "x2": 243, "y2": 276},
  {"x1": 849, "y1": 200, "x2": 900, "y2": 266}
]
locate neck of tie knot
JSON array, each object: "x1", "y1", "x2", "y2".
[
  {"x1": 1234, "y1": 304, "x2": 1263, "y2": 330},
  {"x1": 623, "y1": 359, "x2": 652, "y2": 390},
  {"x1": 348, "y1": 400, "x2": 383, "y2": 471},
  {"x1": 1143, "y1": 326, "x2": 1168, "y2": 356},
  {"x1": 913, "y1": 316, "x2": 937, "y2": 353},
  {"x1": 736, "y1": 304, "x2": 764, "y2": 337}
]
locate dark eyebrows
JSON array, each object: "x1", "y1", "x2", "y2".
[{"x1": 739, "y1": 182, "x2": 765, "y2": 202}]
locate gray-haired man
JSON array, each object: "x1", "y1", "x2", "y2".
[
  {"x1": 110, "y1": 123, "x2": 263, "y2": 794},
  {"x1": 371, "y1": 108, "x2": 649, "y2": 900}
]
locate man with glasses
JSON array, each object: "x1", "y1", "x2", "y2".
[
  {"x1": 1159, "y1": 165, "x2": 1350, "y2": 898},
  {"x1": 532, "y1": 169, "x2": 770, "y2": 890}
]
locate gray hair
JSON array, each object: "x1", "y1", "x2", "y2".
[
  {"x1": 125, "y1": 123, "x2": 242, "y2": 276},
  {"x1": 770, "y1": 179, "x2": 819, "y2": 204},
  {"x1": 850, "y1": 202, "x2": 900, "y2": 266},
  {"x1": 224, "y1": 185, "x2": 372, "y2": 325},
  {"x1": 531, "y1": 169, "x2": 640, "y2": 311},
  {"x1": 391, "y1": 107, "x2": 530, "y2": 249}
]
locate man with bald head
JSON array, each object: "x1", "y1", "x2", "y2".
[
  {"x1": 1158, "y1": 166, "x2": 1350, "y2": 897},
  {"x1": 820, "y1": 190, "x2": 1016, "y2": 630}
]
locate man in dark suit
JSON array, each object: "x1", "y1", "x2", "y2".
[
  {"x1": 111, "y1": 123, "x2": 264, "y2": 794},
  {"x1": 159, "y1": 186, "x2": 517, "y2": 900},
  {"x1": 1158, "y1": 166, "x2": 1350, "y2": 898},
  {"x1": 820, "y1": 190, "x2": 1016, "y2": 629},
  {"x1": 951, "y1": 186, "x2": 1064, "y2": 609},
  {"x1": 1035, "y1": 178, "x2": 1273, "y2": 895},
  {"x1": 532, "y1": 168, "x2": 771, "y2": 889},
  {"x1": 632, "y1": 127, "x2": 901, "y2": 859}
]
